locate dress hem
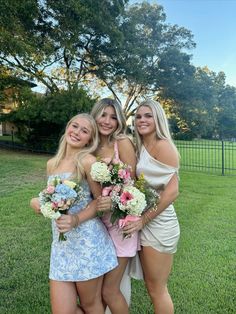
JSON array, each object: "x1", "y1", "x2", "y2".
[{"x1": 49, "y1": 265, "x2": 118, "y2": 282}]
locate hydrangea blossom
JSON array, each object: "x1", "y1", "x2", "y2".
[{"x1": 90, "y1": 162, "x2": 111, "y2": 183}]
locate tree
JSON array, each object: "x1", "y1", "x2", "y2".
[
  {"x1": 0, "y1": 66, "x2": 34, "y2": 102},
  {"x1": 0, "y1": 0, "x2": 55, "y2": 90},
  {"x1": 0, "y1": 1, "x2": 195, "y2": 111},
  {"x1": 163, "y1": 67, "x2": 236, "y2": 140},
  {"x1": 1, "y1": 87, "x2": 95, "y2": 151},
  {"x1": 216, "y1": 84, "x2": 236, "y2": 139},
  {"x1": 94, "y1": 2, "x2": 196, "y2": 117},
  {"x1": 0, "y1": 0, "x2": 128, "y2": 92}
]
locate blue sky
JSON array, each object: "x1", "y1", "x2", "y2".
[{"x1": 147, "y1": 0, "x2": 236, "y2": 87}]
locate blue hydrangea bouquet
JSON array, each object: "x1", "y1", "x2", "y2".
[{"x1": 39, "y1": 176, "x2": 83, "y2": 241}]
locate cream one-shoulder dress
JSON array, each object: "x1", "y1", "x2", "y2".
[
  {"x1": 130, "y1": 146, "x2": 180, "y2": 279},
  {"x1": 137, "y1": 145, "x2": 180, "y2": 253}
]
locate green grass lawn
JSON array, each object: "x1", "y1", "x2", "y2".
[
  {"x1": 0, "y1": 135, "x2": 21, "y2": 143},
  {"x1": 0, "y1": 149, "x2": 235, "y2": 314}
]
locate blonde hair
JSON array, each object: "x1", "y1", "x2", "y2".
[
  {"x1": 50, "y1": 113, "x2": 98, "y2": 181},
  {"x1": 134, "y1": 99, "x2": 178, "y2": 156},
  {"x1": 90, "y1": 98, "x2": 127, "y2": 142}
]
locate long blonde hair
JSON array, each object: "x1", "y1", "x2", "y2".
[
  {"x1": 90, "y1": 98, "x2": 127, "y2": 142},
  {"x1": 50, "y1": 113, "x2": 99, "y2": 181},
  {"x1": 134, "y1": 99, "x2": 178, "y2": 157}
]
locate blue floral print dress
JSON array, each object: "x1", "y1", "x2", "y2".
[{"x1": 49, "y1": 173, "x2": 118, "y2": 281}]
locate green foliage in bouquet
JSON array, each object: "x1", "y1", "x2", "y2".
[{"x1": 135, "y1": 173, "x2": 161, "y2": 211}]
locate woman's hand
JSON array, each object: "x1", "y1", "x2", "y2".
[
  {"x1": 30, "y1": 197, "x2": 41, "y2": 214},
  {"x1": 56, "y1": 214, "x2": 79, "y2": 233},
  {"x1": 122, "y1": 218, "x2": 143, "y2": 235},
  {"x1": 97, "y1": 196, "x2": 112, "y2": 213}
]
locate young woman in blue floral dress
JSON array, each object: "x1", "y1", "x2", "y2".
[{"x1": 30, "y1": 113, "x2": 117, "y2": 314}]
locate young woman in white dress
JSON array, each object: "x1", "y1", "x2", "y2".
[{"x1": 123, "y1": 100, "x2": 180, "y2": 314}]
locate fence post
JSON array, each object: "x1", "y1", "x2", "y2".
[
  {"x1": 221, "y1": 140, "x2": 225, "y2": 176},
  {"x1": 11, "y1": 127, "x2": 14, "y2": 146}
]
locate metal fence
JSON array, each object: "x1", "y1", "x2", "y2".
[
  {"x1": 175, "y1": 140, "x2": 236, "y2": 175},
  {"x1": 1, "y1": 138, "x2": 236, "y2": 176},
  {"x1": 0, "y1": 138, "x2": 55, "y2": 155}
]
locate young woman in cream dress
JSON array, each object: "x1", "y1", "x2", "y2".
[{"x1": 123, "y1": 100, "x2": 180, "y2": 314}]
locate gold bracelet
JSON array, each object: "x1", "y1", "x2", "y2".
[
  {"x1": 142, "y1": 212, "x2": 152, "y2": 227},
  {"x1": 141, "y1": 216, "x2": 146, "y2": 228},
  {"x1": 72, "y1": 214, "x2": 80, "y2": 228},
  {"x1": 142, "y1": 214, "x2": 149, "y2": 227},
  {"x1": 146, "y1": 212, "x2": 152, "y2": 223}
]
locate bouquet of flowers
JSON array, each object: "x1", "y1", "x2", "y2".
[
  {"x1": 91, "y1": 159, "x2": 147, "y2": 224},
  {"x1": 39, "y1": 176, "x2": 83, "y2": 241},
  {"x1": 112, "y1": 185, "x2": 147, "y2": 226},
  {"x1": 90, "y1": 158, "x2": 132, "y2": 188}
]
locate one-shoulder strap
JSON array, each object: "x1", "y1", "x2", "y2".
[{"x1": 114, "y1": 141, "x2": 120, "y2": 160}]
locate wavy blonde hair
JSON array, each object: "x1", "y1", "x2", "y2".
[
  {"x1": 90, "y1": 98, "x2": 127, "y2": 142},
  {"x1": 50, "y1": 113, "x2": 99, "y2": 181},
  {"x1": 134, "y1": 99, "x2": 178, "y2": 157}
]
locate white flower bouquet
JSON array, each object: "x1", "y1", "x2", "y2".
[
  {"x1": 90, "y1": 158, "x2": 132, "y2": 187},
  {"x1": 115, "y1": 185, "x2": 147, "y2": 216},
  {"x1": 91, "y1": 159, "x2": 147, "y2": 225}
]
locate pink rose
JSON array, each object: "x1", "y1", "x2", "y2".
[
  {"x1": 51, "y1": 202, "x2": 58, "y2": 209},
  {"x1": 120, "y1": 191, "x2": 133, "y2": 205},
  {"x1": 46, "y1": 185, "x2": 55, "y2": 194},
  {"x1": 118, "y1": 169, "x2": 131, "y2": 181},
  {"x1": 102, "y1": 186, "x2": 113, "y2": 196}
]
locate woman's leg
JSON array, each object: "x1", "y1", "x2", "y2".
[
  {"x1": 76, "y1": 276, "x2": 104, "y2": 314},
  {"x1": 105, "y1": 261, "x2": 131, "y2": 314},
  {"x1": 50, "y1": 280, "x2": 84, "y2": 314},
  {"x1": 102, "y1": 257, "x2": 129, "y2": 314},
  {"x1": 139, "y1": 247, "x2": 174, "y2": 314}
]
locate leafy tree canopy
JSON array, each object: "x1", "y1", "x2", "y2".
[
  {"x1": 0, "y1": 0, "x2": 128, "y2": 92},
  {"x1": 0, "y1": 1, "x2": 194, "y2": 110},
  {"x1": 1, "y1": 86, "x2": 95, "y2": 151},
  {"x1": 1, "y1": 1, "x2": 235, "y2": 140},
  {"x1": 164, "y1": 67, "x2": 236, "y2": 139}
]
